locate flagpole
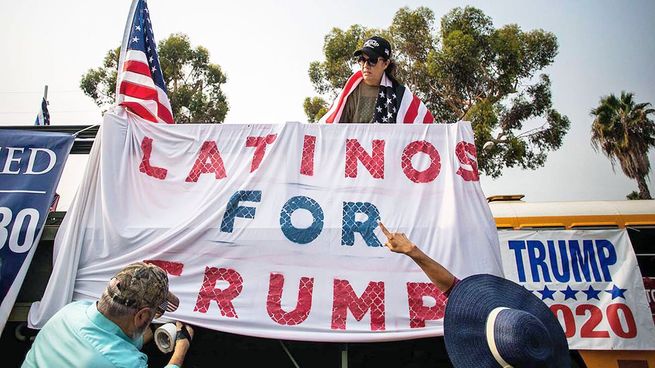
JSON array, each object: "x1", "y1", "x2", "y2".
[{"x1": 43, "y1": 85, "x2": 48, "y2": 101}]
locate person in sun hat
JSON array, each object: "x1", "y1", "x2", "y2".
[
  {"x1": 319, "y1": 35, "x2": 435, "y2": 124},
  {"x1": 23, "y1": 262, "x2": 195, "y2": 368},
  {"x1": 379, "y1": 222, "x2": 570, "y2": 368}
]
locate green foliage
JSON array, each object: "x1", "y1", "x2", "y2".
[
  {"x1": 303, "y1": 97, "x2": 328, "y2": 123},
  {"x1": 591, "y1": 92, "x2": 655, "y2": 199},
  {"x1": 80, "y1": 33, "x2": 228, "y2": 123},
  {"x1": 80, "y1": 47, "x2": 120, "y2": 110},
  {"x1": 305, "y1": 6, "x2": 570, "y2": 178}
]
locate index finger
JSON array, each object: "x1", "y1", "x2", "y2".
[{"x1": 378, "y1": 221, "x2": 392, "y2": 239}]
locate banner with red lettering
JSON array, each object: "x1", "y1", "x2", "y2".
[
  {"x1": 499, "y1": 230, "x2": 655, "y2": 350},
  {"x1": 29, "y1": 109, "x2": 502, "y2": 341}
]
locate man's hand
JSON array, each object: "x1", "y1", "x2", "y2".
[
  {"x1": 379, "y1": 221, "x2": 455, "y2": 293},
  {"x1": 168, "y1": 322, "x2": 195, "y2": 367},
  {"x1": 379, "y1": 221, "x2": 416, "y2": 255}
]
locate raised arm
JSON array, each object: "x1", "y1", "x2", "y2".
[{"x1": 379, "y1": 222, "x2": 456, "y2": 293}]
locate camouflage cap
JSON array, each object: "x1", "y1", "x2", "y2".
[{"x1": 106, "y1": 262, "x2": 179, "y2": 316}]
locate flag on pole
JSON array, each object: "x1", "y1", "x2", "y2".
[
  {"x1": 116, "y1": 0, "x2": 174, "y2": 124},
  {"x1": 35, "y1": 97, "x2": 50, "y2": 126}
]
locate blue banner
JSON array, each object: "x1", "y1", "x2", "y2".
[{"x1": 0, "y1": 130, "x2": 73, "y2": 332}]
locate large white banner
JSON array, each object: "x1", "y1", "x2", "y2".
[
  {"x1": 29, "y1": 109, "x2": 502, "y2": 342},
  {"x1": 499, "y1": 230, "x2": 655, "y2": 350}
]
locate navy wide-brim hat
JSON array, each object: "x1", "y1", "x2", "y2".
[{"x1": 444, "y1": 274, "x2": 570, "y2": 368}]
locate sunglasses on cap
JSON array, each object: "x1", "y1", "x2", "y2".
[{"x1": 357, "y1": 55, "x2": 380, "y2": 67}]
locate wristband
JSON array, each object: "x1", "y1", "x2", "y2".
[{"x1": 175, "y1": 324, "x2": 192, "y2": 342}]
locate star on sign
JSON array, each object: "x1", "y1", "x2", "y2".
[
  {"x1": 151, "y1": 66, "x2": 157, "y2": 73},
  {"x1": 135, "y1": 25, "x2": 141, "y2": 31},
  {"x1": 561, "y1": 286, "x2": 579, "y2": 301},
  {"x1": 537, "y1": 285, "x2": 556, "y2": 300},
  {"x1": 132, "y1": 36, "x2": 139, "y2": 43},
  {"x1": 379, "y1": 91, "x2": 385, "y2": 98},
  {"x1": 386, "y1": 98, "x2": 392, "y2": 106},
  {"x1": 386, "y1": 111, "x2": 393, "y2": 118},
  {"x1": 605, "y1": 285, "x2": 627, "y2": 300},
  {"x1": 376, "y1": 106, "x2": 382, "y2": 113},
  {"x1": 582, "y1": 285, "x2": 601, "y2": 301},
  {"x1": 392, "y1": 93, "x2": 396, "y2": 99},
  {"x1": 149, "y1": 56, "x2": 154, "y2": 63}
]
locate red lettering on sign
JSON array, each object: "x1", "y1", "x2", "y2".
[
  {"x1": 607, "y1": 303, "x2": 637, "y2": 338},
  {"x1": 455, "y1": 141, "x2": 479, "y2": 182},
  {"x1": 345, "y1": 139, "x2": 385, "y2": 179},
  {"x1": 185, "y1": 141, "x2": 227, "y2": 182},
  {"x1": 266, "y1": 273, "x2": 314, "y2": 326},
  {"x1": 194, "y1": 267, "x2": 243, "y2": 318},
  {"x1": 401, "y1": 141, "x2": 440, "y2": 183},
  {"x1": 246, "y1": 134, "x2": 277, "y2": 172},
  {"x1": 550, "y1": 304, "x2": 576, "y2": 338},
  {"x1": 576, "y1": 304, "x2": 609, "y2": 338},
  {"x1": 406, "y1": 282, "x2": 447, "y2": 328},
  {"x1": 300, "y1": 135, "x2": 316, "y2": 176},
  {"x1": 331, "y1": 279, "x2": 385, "y2": 331},
  {"x1": 144, "y1": 260, "x2": 184, "y2": 276},
  {"x1": 139, "y1": 137, "x2": 168, "y2": 179}
]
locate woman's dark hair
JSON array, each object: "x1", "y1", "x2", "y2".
[{"x1": 384, "y1": 59, "x2": 400, "y2": 85}]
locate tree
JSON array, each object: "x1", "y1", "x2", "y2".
[
  {"x1": 305, "y1": 6, "x2": 570, "y2": 178},
  {"x1": 80, "y1": 33, "x2": 228, "y2": 123},
  {"x1": 591, "y1": 92, "x2": 655, "y2": 199},
  {"x1": 303, "y1": 97, "x2": 329, "y2": 123}
]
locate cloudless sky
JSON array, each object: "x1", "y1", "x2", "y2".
[{"x1": 1, "y1": 0, "x2": 654, "y2": 209}]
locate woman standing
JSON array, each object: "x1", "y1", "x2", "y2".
[{"x1": 319, "y1": 36, "x2": 434, "y2": 124}]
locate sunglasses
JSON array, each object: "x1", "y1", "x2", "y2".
[{"x1": 357, "y1": 55, "x2": 380, "y2": 67}]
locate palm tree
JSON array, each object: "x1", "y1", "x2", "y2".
[{"x1": 591, "y1": 92, "x2": 655, "y2": 199}]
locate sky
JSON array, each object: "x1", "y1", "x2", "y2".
[{"x1": 1, "y1": 0, "x2": 654, "y2": 209}]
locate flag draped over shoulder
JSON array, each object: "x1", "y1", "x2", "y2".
[
  {"x1": 319, "y1": 71, "x2": 434, "y2": 124},
  {"x1": 34, "y1": 97, "x2": 50, "y2": 126},
  {"x1": 116, "y1": 0, "x2": 174, "y2": 124}
]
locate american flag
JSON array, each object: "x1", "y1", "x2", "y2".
[
  {"x1": 319, "y1": 71, "x2": 434, "y2": 124},
  {"x1": 35, "y1": 97, "x2": 50, "y2": 126},
  {"x1": 116, "y1": 0, "x2": 174, "y2": 124}
]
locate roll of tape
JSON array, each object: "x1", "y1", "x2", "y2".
[{"x1": 154, "y1": 323, "x2": 177, "y2": 353}]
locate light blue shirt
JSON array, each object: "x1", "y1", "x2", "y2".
[{"x1": 22, "y1": 300, "x2": 179, "y2": 368}]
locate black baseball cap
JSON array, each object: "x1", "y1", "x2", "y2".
[{"x1": 353, "y1": 36, "x2": 392, "y2": 60}]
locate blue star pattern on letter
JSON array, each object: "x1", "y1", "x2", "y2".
[
  {"x1": 561, "y1": 286, "x2": 579, "y2": 301},
  {"x1": 582, "y1": 285, "x2": 601, "y2": 301},
  {"x1": 605, "y1": 285, "x2": 627, "y2": 300},
  {"x1": 537, "y1": 285, "x2": 556, "y2": 300}
]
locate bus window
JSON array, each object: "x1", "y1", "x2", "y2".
[
  {"x1": 570, "y1": 225, "x2": 619, "y2": 230},
  {"x1": 627, "y1": 227, "x2": 655, "y2": 278}
]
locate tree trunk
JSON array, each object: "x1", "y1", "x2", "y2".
[{"x1": 637, "y1": 175, "x2": 652, "y2": 199}]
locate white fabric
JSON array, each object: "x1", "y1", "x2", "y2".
[
  {"x1": 485, "y1": 307, "x2": 512, "y2": 368},
  {"x1": 29, "y1": 110, "x2": 502, "y2": 342},
  {"x1": 499, "y1": 230, "x2": 655, "y2": 350}
]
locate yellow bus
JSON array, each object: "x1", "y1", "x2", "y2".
[{"x1": 488, "y1": 195, "x2": 655, "y2": 367}]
